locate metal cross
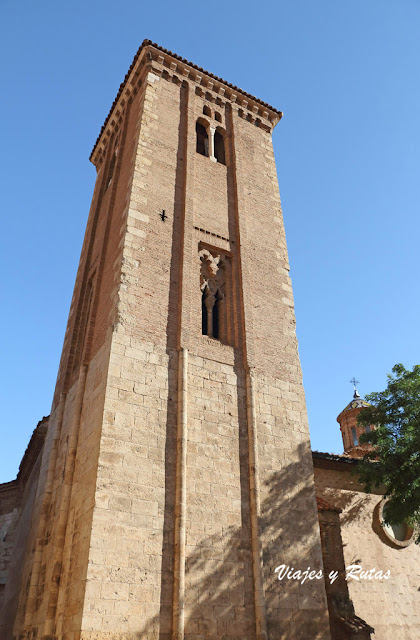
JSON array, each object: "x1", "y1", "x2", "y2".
[{"x1": 350, "y1": 377, "x2": 359, "y2": 391}]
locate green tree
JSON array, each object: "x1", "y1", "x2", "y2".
[{"x1": 357, "y1": 364, "x2": 420, "y2": 543}]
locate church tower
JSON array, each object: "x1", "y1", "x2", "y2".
[
  {"x1": 1, "y1": 41, "x2": 331, "y2": 640},
  {"x1": 337, "y1": 387, "x2": 375, "y2": 458}
]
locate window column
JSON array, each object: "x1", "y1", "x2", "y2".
[{"x1": 209, "y1": 125, "x2": 216, "y2": 162}]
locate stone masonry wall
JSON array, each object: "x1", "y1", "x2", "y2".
[
  {"x1": 0, "y1": 503, "x2": 21, "y2": 613},
  {"x1": 81, "y1": 69, "x2": 184, "y2": 640},
  {"x1": 0, "y1": 455, "x2": 42, "y2": 638}
]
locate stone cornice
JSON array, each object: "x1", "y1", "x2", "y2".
[
  {"x1": 312, "y1": 450, "x2": 360, "y2": 469},
  {"x1": 17, "y1": 416, "x2": 48, "y2": 487},
  {"x1": 0, "y1": 417, "x2": 48, "y2": 492},
  {"x1": 90, "y1": 40, "x2": 283, "y2": 167}
]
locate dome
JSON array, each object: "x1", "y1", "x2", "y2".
[{"x1": 342, "y1": 394, "x2": 371, "y2": 412}]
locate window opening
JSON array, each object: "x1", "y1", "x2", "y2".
[
  {"x1": 213, "y1": 290, "x2": 221, "y2": 339},
  {"x1": 203, "y1": 105, "x2": 211, "y2": 117},
  {"x1": 199, "y1": 248, "x2": 231, "y2": 344},
  {"x1": 382, "y1": 502, "x2": 410, "y2": 542},
  {"x1": 196, "y1": 121, "x2": 209, "y2": 157},
  {"x1": 351, "y1": 427, "x2": 358, "y2": 446},
  {"x1": 214, "y1": 130, "x2": 225, "y2": 164},
  {"x1": 215, "y1": 111, "x2": 222, "y2": 123},
  {"x1": 202, "y1": 287, "x2": 208, "y2": 336}
]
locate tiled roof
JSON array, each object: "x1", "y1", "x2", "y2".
[
  {"x1": 90, "y1": 39, "x2": 282, "y2": 161},
  {"x1": 312, "y1": 451, "x2": 359, "y2": 465},
  {"x1": 341, "y1": 398, "x2": 371, "y2": 412}
]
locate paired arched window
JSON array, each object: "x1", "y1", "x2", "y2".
[
  {"x1": 200, "y1": 248, "x2": 231, "y2": 344},
  {"x1": 196, "y1": 119, "x2": 226, "y2": 165}
]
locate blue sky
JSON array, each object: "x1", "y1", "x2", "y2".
[{"x1": 1, "y1": 1, "x2": 419, "y2": 482}]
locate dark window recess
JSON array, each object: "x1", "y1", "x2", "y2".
[
  {"x1": 215, "y1": 111, "x2": 222, "y2": 123},
  {"x1": 214, "y1": 131, "x2": 225, "y2": 164},
  {"x1": 202, "y1": 288, "x2": 208, "y2": 335},
  {"x1": 196, "y1": 122, "x2": 209, "y2": 157},
  {"x1": 203, "y1": 105, "x2": 211, "y2": 117},
  {"x1": 212, "y1": 290, "x2": 221, "y2": 339}
]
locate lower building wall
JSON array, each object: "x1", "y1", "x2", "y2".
[
  {"x1": 81, "y1": 335, "x2": 174, "y2": 640},
  {"x1": 1, "y1": 335, "x2": 331, "y2": 640},
  {"x1": 53, "y1": 341, "x2": 112, "y2": 638},
  {"x1": 0, "y1": 458, "x2": 42, "y2": 639},
  {"x1": 0, "y1": 486, "x2": 21, "y2": 613},
  {"x1": 1, "y1": 341, "x2": 112, "y2": 640},
  {"x1": 314, "y1": 466, "x2": 420, "y2": 640},
  {"x1": 255, "y1": 371, "x2": 330, "y2": 640},
  {"x1": 80, "y1": 331, "x2": 330, "y2": 640}
]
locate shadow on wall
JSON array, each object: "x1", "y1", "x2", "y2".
[
  {"x1": 138, "y1": 441, "x2": 329, "y2": 640},
  {"x1": 330, "y1": 490, "x2": 372, "y2": 529}
]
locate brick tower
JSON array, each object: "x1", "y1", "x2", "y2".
[
  {"x1": 1, "y1": 41, "x2": 331, "y2": 640},
  {"x1": 337, "y1": 388, "x2": 375, "y2": 458}
]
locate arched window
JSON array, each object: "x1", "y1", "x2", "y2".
[
  {"x1": 214, "y1": 129, "x2": 226, "y2": 165},
  {"x1": 203, "y1": 105, "x2": 211, "y2": 117},
  {"x1": 199, "y1": 248, "x2": 231, "y2": 344},
  {"x1": 196, "y1": 121, "x2": 209, "y2": 157}
]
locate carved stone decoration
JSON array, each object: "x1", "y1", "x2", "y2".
[
  {"x1": 199, "y1": 248, "x2": 223, "y2": 292},
  {"x1": 199, "y1": 247, "x2": 230, "y2": 343}
]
